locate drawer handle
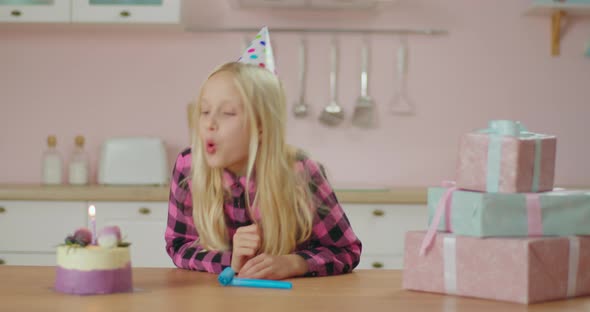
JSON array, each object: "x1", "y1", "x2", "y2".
[
  {"x1": 11, "y1": 10, "x2": 22, "y2": 17},
  {"x1": 120, "y1": 10, "x2": 131, "y2": 17},
  {"x1": 372, "y1": 209, "x2": 384, "y2": 217},
  {"x1": 0, "y1": 259, "x2": 5, "y2": 265},
  {"x1": 138, "y1": 207, "x2": 151, "y2": 215},
  {"x1": 0, "y1": 206, "x2": 5, "y2": 213},
  {"x1": 372, "y1": 262, "x2": 383, "y2": 269}
]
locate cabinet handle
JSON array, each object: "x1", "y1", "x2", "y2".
[
  {"x1": 372, "y1": 209, "x2": 384, "y2": 217},
  {"x1": 372, "y1": 262, "x2": 383, "y2": 269},
  {"x1": 11, "y1": 10, "x2": 22, "y2": 17},
  {"x1": 138, "y1": 207, "x2": 151, "y2": 215},
  {"x1": 0, "y1": 259, "x2": 5, "y2": 265},
  {"x1": 0, "y1": 206, "x2": 5, "y2": 214},
  {"x1": 120, "y1": 10, "x2": 131, "y2": 17}
]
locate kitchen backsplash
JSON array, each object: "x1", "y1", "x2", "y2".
[{"x1": 0, "y1": 0, "x2": 589, "y2": 187}]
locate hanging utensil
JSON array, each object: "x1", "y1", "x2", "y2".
[
  {"x1": 319, "y1": 37, "x2": 345, "y2": 126},
  {"x1": 391, "y1": 37, "x2": 414, "y2": 115},
  {"x1": 293, "y1": 37, "x2": 309, "y2": 118},
  {"x1": 351, "y1": 37, "x2": 376, "y2": 128}
]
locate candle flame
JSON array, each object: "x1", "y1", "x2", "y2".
[{"x1": 88, "y1": 205, "x2": 96, "y2": 217}]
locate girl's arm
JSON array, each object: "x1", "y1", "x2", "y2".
[
  {"x1": 294, "y1": 158, "x2": 363, "y2": 277},
  {"x1": 164, "y1": 149, "x2": 232, "y2": 273}
]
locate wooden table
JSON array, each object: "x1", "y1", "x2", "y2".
[{"x1": 1, "y1": 267, "x2": 589, "y2": 312}]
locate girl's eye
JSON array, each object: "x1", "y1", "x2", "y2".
[
  {"x1": 200, "y1": 111, "x2": 210, "y2": 115},
  {"x1": 223, "y1": 112, "x2": 236, "y2": 116}
]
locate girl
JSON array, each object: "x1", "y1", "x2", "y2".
[{"x1": 165, "y1": 61, "x2": 362, "y2": 280}]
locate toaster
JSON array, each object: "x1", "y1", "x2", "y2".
[{"x1": 98, "y1": 137, "x2": 169, "y2": 185}]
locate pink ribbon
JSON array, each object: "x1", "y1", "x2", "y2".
[
  {"x1": 419, "y1": 181, "x2": 457, "y2": 256},
  {"x1": 526, "y1": 193, "x2": 543, "y2": 236}
]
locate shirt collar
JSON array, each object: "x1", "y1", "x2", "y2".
[{"x1": 223, "y1": 169, "x2": 257, "y2": 198}]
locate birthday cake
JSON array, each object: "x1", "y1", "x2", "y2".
[{"x1": 54, "y1": 226, "x2": 133, "y2": 295}]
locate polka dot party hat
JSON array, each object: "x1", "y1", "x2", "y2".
[{"x1": 238, "y1": 26, "x2": 276, "y2": 74}]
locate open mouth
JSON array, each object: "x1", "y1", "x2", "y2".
[{"x1": 205, "y1": 140, "x2": 216, "y2": 154}]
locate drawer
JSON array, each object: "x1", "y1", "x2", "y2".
[
  {"x1": 92, "y1": 201, "x2": 168, "y2": 223},
  {"x1": 342, "y1": 204, "x2": 428, "y2": 255},
  {"x1": 357, "y1": 254, "x2": 403, "y2": 270},
  {"x1": 0, "y1": 0, "x2": 70, "y2": 22},
  {"x1": 71, "y1": 0, "x2": 180, "y2": 24},
  {"x1": 0, "y1": 252, "x2": 56, "y2": 266},
  {"x1": 92, "y1": 201, "x2": 173, "y2": 268},
  {"x1": 0, "y1": 201, "x2": 87, "y2": 252}
]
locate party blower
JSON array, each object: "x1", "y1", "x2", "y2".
[{"x1": 217, "y1": 267, "x2": 292, "y2": 290}]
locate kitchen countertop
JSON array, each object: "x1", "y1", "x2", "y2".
[
  {"x1": 1, "y1": 266, "x2": 584, "y2": 312},
  {"x1": 0, "y1": 184, "x2": 427, "y2": 204}
]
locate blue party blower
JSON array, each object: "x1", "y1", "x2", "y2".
[{"x1": 218, "y1": 267, "x2": 292, "y2": 290}]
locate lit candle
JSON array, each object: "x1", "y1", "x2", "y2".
[{"x1": 88, "y1": 205, "x2": 96, "y2": 245}]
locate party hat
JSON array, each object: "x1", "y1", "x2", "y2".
[{"x1": 238, "y1": 26, "x2": 276, "y2": 74}]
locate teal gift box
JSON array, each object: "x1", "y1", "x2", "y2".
[{"x1": 427, "y1": 186, "x2": 590, "y2": 237}]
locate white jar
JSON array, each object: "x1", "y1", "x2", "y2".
[
  {"x1": 42, "y1": 135, "x2": 63, "y2": 185},
  {"x1": 68, "y1": 135, "x2": 89, "y2": 185}
]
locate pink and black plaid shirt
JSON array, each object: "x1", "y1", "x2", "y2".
[{"x1": 165, "y1": 148, "x2": 362, "y2": 277}]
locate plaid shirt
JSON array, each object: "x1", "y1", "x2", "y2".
[{"x1": 165, "y1": 148, "x2": 362, "y2": 277}]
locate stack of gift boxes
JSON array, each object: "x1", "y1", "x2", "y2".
[{"x1": 402, "y1": 120, "x2": 590, "y2": 304}]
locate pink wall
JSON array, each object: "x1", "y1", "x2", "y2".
[{"x1": 1, "y1": 0, "x2": 589, "y2": 188}]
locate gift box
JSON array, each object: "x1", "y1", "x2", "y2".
[
  {"x1": 456, "y1": 120, "x2": 556, "y2": 193},
  {"x1": 403, "y1": 231, "x2": 590, "y2": 304},
  {"x1": 427, "y1": 186, "x2": 590, "y2": 238}
]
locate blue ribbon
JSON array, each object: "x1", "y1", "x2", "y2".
[{"x1": 478, "y1": 120, "x2": 542, "y2": 193}]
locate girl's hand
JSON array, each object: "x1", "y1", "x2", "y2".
[
  {"x1": 238, "y1": 254, "x2": 308, "y2": 280},
  {"x1": 231, "y1": 224, "x2": 260, "y2": 272}
]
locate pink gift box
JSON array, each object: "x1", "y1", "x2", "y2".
[
  {"x1": 455, "y1": 121, "x2": 556, "y2": 193},
  {"x1": 403, "y1": 231, "x2": 590, "y2": 304}
]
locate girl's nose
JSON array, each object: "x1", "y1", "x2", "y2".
[{"x1": 207, "y1": 115, "x2": 218, "y2": 131}]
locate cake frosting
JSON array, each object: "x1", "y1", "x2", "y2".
[{"x1": 54, "y1": 226, "x2": 132, "y2": 295}]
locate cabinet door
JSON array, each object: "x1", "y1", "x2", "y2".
[
  {"x1": 0, "y1": 0, "x2": 70, "y2": 22},
  {"x1": 92, "y1": 201, "x2": 174, "y2": 268},
  {"x1": 0, "y1": 201, "x2": 87, "y2": 252},
  {"x1": 71, "y1": 0, "x2": 180, "y2": 23},
  {"x1": 310, "y1": 0, "x2": 383, "y2": 9},
  {"x1": 356, "y1": 254, "x2": 401, "y2": 270},
  {"x1": 342, "y1": 204, "x2": 428, "y2": 264},
  {"x1": 227, "y1": 0, "x2": 306, "y2": 9}
]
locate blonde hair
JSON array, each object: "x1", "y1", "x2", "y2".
[{"x1": 190, "y1": 62, "x2": 314, "y2": 255}]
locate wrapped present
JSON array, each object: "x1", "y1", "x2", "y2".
[
  {"x1": 456, "y1": 120, "x2": 556, "y2": 193},
  {"x1": 424, "y1": 185, "x2": 590, "y2": 242},
  {"x1": 403, "y1": 231, "x2": 590, "y2": 304}
]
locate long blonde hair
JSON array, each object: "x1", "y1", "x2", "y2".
[{"x1": 190, "y1": 62, "x2": 314, "y2": 255}]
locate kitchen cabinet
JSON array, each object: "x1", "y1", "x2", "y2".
[
  {"x1": 0, "y1": 0, "x2": 70, "y2": 22},
  {"x1": 0, "y1": 197, "x2": 429, "y2": 270},
  {"x1": 0, "y1": 0, "x2": 180, "y2": 23},
  {"x1": 71, "y1": 0, "x2": 180, "y2": 24},
  {"x1": 0, "y1": 201, "x2": 87, "y2": 266},
  {"x1": 227, "y1": 0, "x2": 394, "y2": 10},
  {"x1": 92, "y1": 201, "x2": 175, "y2": 268},
  {"x1": 342, "y1": 203, "x2": 428, "y2": 270}
]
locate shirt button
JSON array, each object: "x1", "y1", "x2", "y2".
[{"x1": 311, "y1": 272, "x2": 317, "y2": 277}]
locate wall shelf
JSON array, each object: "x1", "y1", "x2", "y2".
[
  {"x1": 184, "y1": 26, "x2": 448, "y2": 36},
  {"x1": 525, "y1": 0, "x2": 590, "y2": 56}
]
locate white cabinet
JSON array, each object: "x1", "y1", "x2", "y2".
[
  {"x1": 0, "y1": 200, "x2": 174, "y2": 268},
  {"x1": 71, "y1": 0, "x2": 180, "y2": 24},
  {"x1": 227, "y1": 0, "x2": 394, "y2": 9},
  {"x1": 342, "y1": 204, "x2": 428, "y2": 270},
  {"x1": 0, "y1": 0, "x2": 70, "y2": 22},
  {"x1": 0, "y1": 0, "x2": 180, "y2": 23},
  {"x1": 0, "y1": 200, "x2": 87, "y2": 266},
  {"x1": 93, "y1": 201, "x2": 174, "y2": 268}
]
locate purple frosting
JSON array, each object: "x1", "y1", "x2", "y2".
[{"x1": 54, "y1": 263, "x2": 132, "y2": 295}]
